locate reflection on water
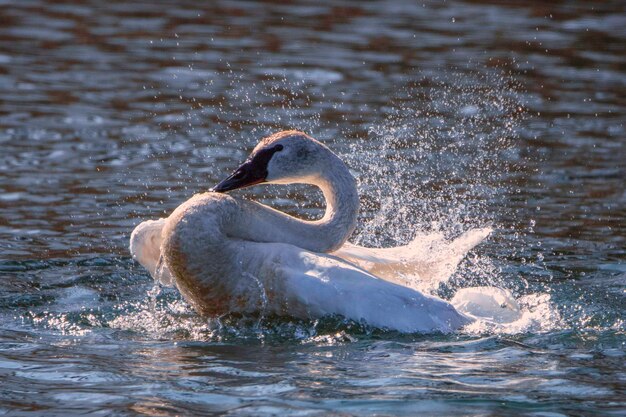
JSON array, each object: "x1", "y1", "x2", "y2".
[{"x1": 0, "y1": 0, "x2": 624, "y2": 415}]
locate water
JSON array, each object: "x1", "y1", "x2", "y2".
[{"x1": 0, "y1": 0, "x2": 624, "y2": 415}]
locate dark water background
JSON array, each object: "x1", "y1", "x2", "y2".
[{"x1": 0, "y1": 0, "x2": 624, "y2": 415}]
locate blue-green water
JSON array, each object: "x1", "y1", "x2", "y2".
[{"x1": 0, "y1": 0, "x2": 624, "y2": 415}]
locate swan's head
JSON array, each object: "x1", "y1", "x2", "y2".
[{"x1": 213, "y1": 130, "x2": 332, "y2": 192}]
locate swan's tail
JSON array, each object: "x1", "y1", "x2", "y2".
[{"x1": 451, "y1": 286, "x2": 522, "y2": 324}]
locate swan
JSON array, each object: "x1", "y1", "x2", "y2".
[{"x1": 130, "y1": 130, "x2": 518, "y2": 333}]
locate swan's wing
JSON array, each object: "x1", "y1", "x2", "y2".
[
  {"x1": 332, "y1": 227, "x2": 492, "y2": 289},
  {"x1": 129, "y1": 218, "x2": 173, "y2": 286},
  {"x1": 234, "y1": 241, "x2": 470, "y2": 333}
]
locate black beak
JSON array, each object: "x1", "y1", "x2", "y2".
[
  {"x1": 211, "y1": 161, "x2": 267, "y2": 193},
  {"x1": 211, "y1": 142, "x2": 284, "y2": 193}
]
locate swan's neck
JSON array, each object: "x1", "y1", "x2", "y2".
[
  {"x1": 314, "y1": 155, "x2": 360, "y2": 248},
  {"x1": 230, "y1": 152, "x2": 359, "y2": 253}
]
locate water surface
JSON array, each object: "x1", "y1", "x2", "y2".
[{"x1": 0, "y1": 0, "x2": 624, "y2": 415}]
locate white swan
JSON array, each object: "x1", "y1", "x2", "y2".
[{"x1": 130, "y1": 130, "x2": 518, "y2": 333}]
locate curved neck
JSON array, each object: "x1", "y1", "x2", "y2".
[
  {"x1": 228, "y1": 153, "x2": 359, "y2": 253},
  {"x1": 312, "y1": 155, "x2": 360, "y2": 250}
]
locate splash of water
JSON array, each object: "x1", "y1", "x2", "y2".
[
  {"x1": 114, "y1": 68, "x2": 563, "y2": 338},
  {"x1": 338, "y1": 70, "x2": 561, "y2": 334}
]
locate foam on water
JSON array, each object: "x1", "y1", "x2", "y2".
[{"x1": 105, "y1": 285, "x2": 366, "y2": 342}]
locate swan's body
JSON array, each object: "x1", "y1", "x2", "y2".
[{"x1": 130, "y1": 131, "x2": 517, "y2": 332}]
